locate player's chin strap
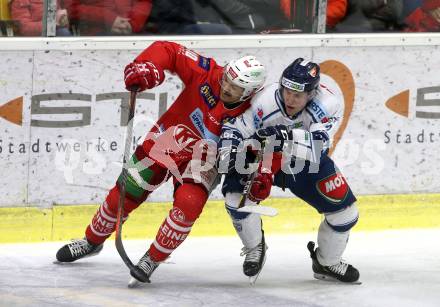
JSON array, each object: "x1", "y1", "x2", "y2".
[
  {"x1": 115, "y1": 90, "x2": 149, "y2": 282},
  {"x1": 237, "y1": 140, "x2": 278, "y2": 217}
]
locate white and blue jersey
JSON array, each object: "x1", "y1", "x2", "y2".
[
  {"x1": 222, "y1": 82, "x2": 343, "y2": 154},
  {"x1": 221, "y1": 82, "x2": 356, "y2": 214}
]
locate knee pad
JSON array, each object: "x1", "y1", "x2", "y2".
[
  {"x1": 324, "y1": 203, "x2": 359, "y2": 233},
  {"x1": 173, "y1": 183, "x2": 208, "y2": 223}
]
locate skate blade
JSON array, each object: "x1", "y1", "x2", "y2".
[
  {"x1": 249, "y1": 274, "x2": 259, "y2": 285},
  {"x1": 128, "y1": 274, "x2": 152, "y2": 288},
  {"x1": 128, "y1": 277, "x2": 143, "y2": 288},
  {"x1": 313, "y1": 273, "x2": 362, "y2": 285},
  {"x1": 52, "y1": 260, "x2": 77, "y2": 265},
  {"x1": 248, "y1": 253, "x2": 267, "y2": 286}
]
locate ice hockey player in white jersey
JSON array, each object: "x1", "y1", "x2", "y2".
[{"x1": 218, "y1": 58, "x2": 360, "y2": 284}]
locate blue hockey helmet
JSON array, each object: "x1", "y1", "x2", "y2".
[{"x1": 280, "y1": 58, "x2": 320, "y2": 93}]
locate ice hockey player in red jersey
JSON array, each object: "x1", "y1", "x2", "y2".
[{"x1": 55, "y1": 41, "x2": 266, "y2": 284}]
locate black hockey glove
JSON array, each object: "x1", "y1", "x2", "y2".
[{"x1": 253, "y1": 124, "x2": 294, "y2": 152}]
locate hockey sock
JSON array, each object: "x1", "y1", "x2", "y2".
[
  {"x1": 148, "y1": 183, "x2": 208, "y2": 262},
  {"x1": 85, "y1": 185, "x2": 144, "y2": 245},
  {"x1": 316, "y1": 204, "x2": 358, "y2": 266},
  {"x1": 85, "y1": 148, "x2": 169, "y2": 245},
  {"x1": 225, "y1": 193, "x2": 262, "y2": 249}
]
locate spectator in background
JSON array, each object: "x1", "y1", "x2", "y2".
[
  {"x1": 145, "y1": 0, "x2": 290, "y2": 35},
  {"x1": 405, "y1": 0, "x2": 440, "y2": 32},
  {"x1": 361, "y1": 0, "x2": 406, "y2": 31},
  {"x1": 65, "y1": 0, "x2": 151, "y2": 35},
  {"x1": 326, "y1": 0, "x2": 348, "y2": 31},
  {"x1": 10, "y1": 0, "x2": 71, "y2": 36},
  {"x1": 146, "y1": 0, "x2": 232, "y2": 34},
  {"x1": 402, "y1": 0, "x2": 422, "y2": 17},
  {"x1": 334, "y1": 0, "x2": 406, "y2": 32},
  {"x1": 194, "y1": 0, "x2": 290, "y2": 34}
]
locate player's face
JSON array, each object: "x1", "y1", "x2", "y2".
[
  {"x1": 282, "y1": 87, "x2": 312, "y2": 116},
  {"x1": 220, "y1": 75, "x2": 245, "y2": 105}
]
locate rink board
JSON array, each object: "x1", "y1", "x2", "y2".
[
  {"x1": 1, "y1": 34, "x2": 440, "y2": 207},
  {"x1": 1, "y1": 194, "x2": 440, "y2": 243}
]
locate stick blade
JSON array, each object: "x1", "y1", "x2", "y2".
[{"x1": 237, "y1": 205, "x2": 278, "y2": 217}]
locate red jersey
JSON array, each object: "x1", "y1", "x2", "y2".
[{"x1": 136, "y1": 41, "x2": 251, "y2": 161}]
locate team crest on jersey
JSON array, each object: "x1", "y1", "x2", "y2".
[
  {"x1": 257, "y1": 108, "x2": 264, "y2": 119},
  {"x1": 199, "y1": 83, "x2": 218, "y2": 109},
  {"x1": 316, "y1": 173, "x2": 349, "y2": 203},
  {"x1": 198, "y1": 56, "x2": 211, "y2": 71},
  {"x1": 173, "y1": 124, "x2": 201, "y2": 153}
]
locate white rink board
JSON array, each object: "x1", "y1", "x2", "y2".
[{"x1": 1, "y1": 35, "x2": 440, "y2": 207}]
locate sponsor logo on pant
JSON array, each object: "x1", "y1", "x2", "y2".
[{"x1": 316, "y1": 173, "x2": 349, "y2": 203}]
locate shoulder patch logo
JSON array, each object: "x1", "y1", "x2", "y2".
[{"x1": 198, "y1": 56, "x2": 211, "y2": 71}]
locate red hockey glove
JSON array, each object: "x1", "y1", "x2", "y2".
[
  {"x1": 248, "y1": 171, "x2": 273, "y2": 202},
  {"x1": 124, "y1": 61, "x2": 164, "y2": 92}
]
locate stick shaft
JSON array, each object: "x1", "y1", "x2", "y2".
[{"x1": 115, "y1": 91, "x2": 137, "y2": 269}]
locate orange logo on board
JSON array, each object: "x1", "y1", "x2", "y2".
[
  {"x1": 0, "y1": 96, "x2": 23, "y2": 125},
  {"x1": 319, "y1": 60, "x2": 356, "y2": 155},
  {"x1": 385, "y1": 87, "x2": 440, "y2": 119}
]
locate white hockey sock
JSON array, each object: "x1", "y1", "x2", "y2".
[
  {"x1": 225, "y1": 192, "x2": 262, "y2": 249},
  {"x1": 316, "y1": 204, "x2": 358, "y2": 266},
  {"x1": 316, "y1": 220, "x2": 349, "y2": 266},
  {"x1": 231, "y1": 212, "x2": 262, "y2": 249}
]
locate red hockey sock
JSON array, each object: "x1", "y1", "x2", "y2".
[
  {"x1": 85, "y1": 185, "x2": 143, "y2": 245},
  {"x1": 148, "y1": 183, "x2": 208, "y2": 261}
]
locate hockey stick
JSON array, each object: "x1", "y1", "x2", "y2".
[
  {"x1": 115, "y1": 91, "x2": 148, "y2": 282},
  {"x1": 237, "y1": 141, "x2": 278, "y2": 217}
]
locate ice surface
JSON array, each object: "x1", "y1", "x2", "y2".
[{"x1": 1, "y1": 229, "x2": 439, "y2": 307}]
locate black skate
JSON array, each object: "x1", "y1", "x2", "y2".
[
  {"x1": 307, "y1": 241, "x2": 360, "y2": 284},
  {"x1": 56, "y1": 238, "x2": 103, "y2": 263},
  {"x1": 241, "y1": 231, "x2": 268, "y2": 285},
  {"x1": 128, "y1": 252, "x2": 160, "y2": 288}
]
